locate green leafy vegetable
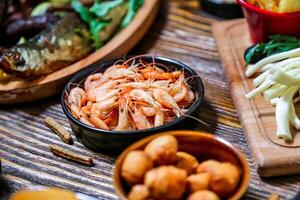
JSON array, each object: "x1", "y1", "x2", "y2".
[
  {"x1": 90, "y1": 19, "x2": 109, "y2": 48},
  {"x1": 71, "y1": 0, "x2": 143, "y2": 49},
  {"x1": 90, "y1": 0, "x2": 124, "y2": 18},
  {"x1": 71, "y1": 0, "x2": 92, "y2": 23},
  {"x1": 245, "y1": 43, "x2": 265, "y2": 65},
  {"x1": 72, "y1": 0, "x2": 108, "y2": 48},
  {"x1": 121, "y1": 0, "x2": 144, "y2": 28},
  {"x1": 245, "y1": 35, "x2": 300, "y2": 65}
]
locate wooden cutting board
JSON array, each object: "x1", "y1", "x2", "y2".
[
  {"x1": 0, "y1": 0, "x2": 159, "y2": 104},
  {"x1": 213, "y1": 19, "x2": 300, "y2": 177}
]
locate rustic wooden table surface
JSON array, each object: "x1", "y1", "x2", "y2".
[{"x1": 1, "y1": 0, "x2": 300, "y2": 199}]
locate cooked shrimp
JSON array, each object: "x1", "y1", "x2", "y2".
[
  {"x1": 118, "y1": 82, "x2": 149, "y2": 89},
  {"x1": 129, "y1": 104, "x2": 152, "y2": 130},
  {"x1": 140, "y1": 106, "x2": 156, "y2": 117},
  {"x1": 110, "y1": 68, "x2": 141, "y2": 80},
  {"x1": 90, "y1": 97, "x2": 118, "y2": 117},
  {"x1": 115, "y1": 99, "x2": 130, "y2": 131},
  {"x1": 68, "y1": 87, "x2": 87, "y2": 119},
  {"x1": 143, "y1": 71, "x2": 181, "y2": 80},
  {"x1": 103, "y1": 65, "x2": 127, "y2": 77},
  {"x1": 152, "y1": 80, "x2": 171, "y2": 88},
  {"x1": 118, "y1": 80, "x2": 170, "y2": 90},
  {"x1": 87, "y1": 80, "x2": 121, "y2": 101},
  {"x1": 76, "y1": 106, "x2": 93, "y2": 126},
  {"x1": 95, "y1": 89, "x2": 120, "y2": 103},
  {"x1": 140, "y1": 66, "x2": 155, "y2": 74},
  {"x1": 129, "y1": 89, "x2": 161, "y2": 108},
  {"x1": 89, "y1": 115, "x2": 109, "y2": 130},
  {"x1": 67, "y1": 57, "x2": 196, "y2": 131},
  {"x1": 128, "y1": 64, "x2": 139, "y2": 72},
  {"x1": 84, "y1": 73, "x2": 103, "y2": 92},
  {"x1": 154, "y1": 111, "x2": 164, "y2": 127},
  {"x1": 103, "y1": 109, "x2": 118, "y2": 126},
  {"x1": 153, "y1": 88, "x2": 182, "y2": 117},
  {"x1": 81, "y1": 105, "x2": 109, "y2": 130},
  {"x1": 169, "y1": 75, "x2": 184, "y2": 95},
  {"x1": 173, "y1": 84, "x2": 188, "y2": 102},
  {"x1": 184, "y1": 88, "x2": 195, "y2": 102}
]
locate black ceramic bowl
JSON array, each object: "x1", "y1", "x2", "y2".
[
  {"x1": 201, "y1": 0, "x2": 243, "y2": 19},
  {"x1": 61, "y1": 55, "x2": 204, "y2": 152}
]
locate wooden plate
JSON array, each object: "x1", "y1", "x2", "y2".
[
  {"x1": 0, "y1": 0, "x2": 159, "y2": 104},
  {"x1": 113, "y1": 130, "x2": 250, "y2": 200},
  {"x1": 213, "y1": 19, "x2": 300, "y2": 177}
]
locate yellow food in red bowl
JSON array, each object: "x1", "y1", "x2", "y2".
[{"x1": 247, "y1": 0, "x2": 300, "y2": 13}]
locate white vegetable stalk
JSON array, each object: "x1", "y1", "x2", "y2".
[
  {"x1": 289, "y1": 102, "x2": 300, "y2": 130},
  {"x1": 263, "y1": 84, "x2": 287, "y2": 100},
  {"x1": 271, "y1": 69, "x2": 300, "y2": 86},
  {"x1": 258, "y1": 63, "x2": 273, "y2": 72},
  {"x1": 276, "y1": 86, "x2": 299, "y2": 141},
  {"x1": 246, "y1": 48, "x2": 300, "y2": 77},
  {"x1": 246, "y1": 78, "x2": 274, "y2": 99},
  {"x1": 246, "y1": 49, "x2": 300, "y2": 141},
  {"x1": 270, "y1": 97, "x2": 279, "y2": 106},
  {"x1": 253, "y1": 70, "x2": 269, "y2": 87}
]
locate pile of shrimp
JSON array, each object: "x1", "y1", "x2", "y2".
[{"x1": 66, "y1": 58, "x2": 195, "y2": 131}]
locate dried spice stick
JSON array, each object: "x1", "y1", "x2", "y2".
[
  {"x1": 50, "y1": 144, "x2": 93, "y2": 166},
  {"x1": 45, "y1": 116, "x2": 73, "y2": 144},
  {"x1": 268, "y1": 193, "x2": 280, "y2": 200}
]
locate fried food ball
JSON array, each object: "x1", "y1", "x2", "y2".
[
  {"x1": 128, "y1": 185, "x2": 150, "y2": 200},
  {"x1": 197, "y1": 160, "x2": 221, "y2": 174},
  {"x1": 144, "y1": 135, "x2": 178, "y2": 165},
  {"x1": 210, "y1": 162, "x2": 241, "y2": 198},
  {"x1": 187, "y1": 190, "x2": 220, "y2": 200},
  {"x1": 187, "y1": 173, "x2": 211, "y2": 193},
  {"x1": 121, "y1": 150, "x2": 153, "y2": 186},
  {"x1": 175, "y1": 152, "x2": 199, "y2": 174},
  {"x1": 145, "y1": 166, "x2": 187, "y2": 200}
]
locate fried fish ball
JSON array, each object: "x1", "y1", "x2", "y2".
[
  {"x1": 187, "y1": 173, "x2": 211, "y2": 193},
  {"x1": 187, "y1": 190, "x2": 220, "y2": 200},
  {"x1": 144, "y1": 135, "x2": 178, "y2": 165},
  {"x1": 145, "y1": 166, "x2": 187, "y2": 200},
  {"x1": 197, "y1": 160, "x2": 221, "y2": 174},
  {"x1": 128, "y1": 185, "x2": 150, "y2": 200},
  {"x1": 121, "y1": 150, "x2": 153, "y2": 186},
  {"x1": 210, "y1": 162, "x2": 241, "y2": 198},
  {"x1": 175, "y1": 152, "x2": 199, "y2": 174}
]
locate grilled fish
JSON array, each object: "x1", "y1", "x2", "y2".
[{"x1": 0, "y1": 13, "x2": 93, "y2": 78}]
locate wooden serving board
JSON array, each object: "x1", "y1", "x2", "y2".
[
  {"x1": 0, "y1": 0, "x2": 159, "y2": 104},
  {"x1": 213, "y1": 19, "x2": 300, "y2": 177}
]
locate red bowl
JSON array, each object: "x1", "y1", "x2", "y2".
[{"x1": 237, "y1": 0, "x2": 300, "y2": 43}]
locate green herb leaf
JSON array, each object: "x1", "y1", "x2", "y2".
[
  {"x1": 90, "y1": 20, "x2": 109, "y2": 48},
  {"x1": 245, "y1": 43, "x2": 265, "y2": 65},
  {"x1": 121, "y1": 0, "x2": 143, "y2": 28},
  {"x1": 71, "y1": 0, "x2": 92, "y2": 23},
  {"x1": 72, "y1": 0, "x2": 143, "y2": 49},
  {"x1": 245, "y1": 35, "x2": 300, "y2": 65},
  {"x1": 90, "y1": 0, "x2": 124, "y2": 18}
]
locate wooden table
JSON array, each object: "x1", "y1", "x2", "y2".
[{"x1": 1, "y1": 0, "x2": 300, "y2": 199}]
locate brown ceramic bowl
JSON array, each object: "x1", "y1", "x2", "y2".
[{"x1": 113, "y1": 130, "x2": 250, "y2": 200}]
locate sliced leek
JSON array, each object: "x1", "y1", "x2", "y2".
[{"x1": 246, "y1": 48, "x2": 300, "y2": 141}]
